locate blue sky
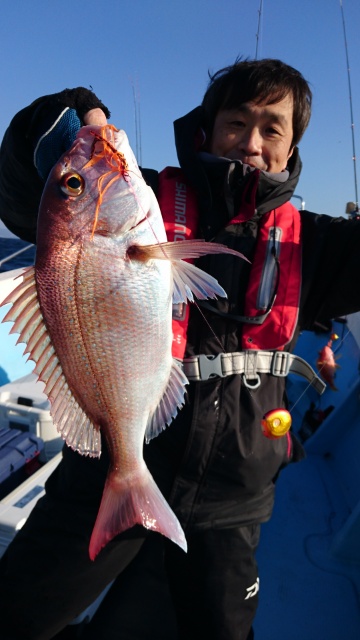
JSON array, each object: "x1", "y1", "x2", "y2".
[{"x1": 0, "y1": 0, "x2": 359, "y2": 216}]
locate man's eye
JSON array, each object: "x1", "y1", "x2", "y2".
[{"x1": 266, "y1": 127, "x2": 280, "y2": 136}]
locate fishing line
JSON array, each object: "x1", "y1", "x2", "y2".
[
  {"x1": 289, "y1": 3, "x2": 359, "y2": 418},
  {"x1": 290, "y1": 324, "x2": 351, "y2": 415},
  {"x1": 192, "y1": 299, "x2": 227, "y2": 352},
  {"x1": 87, "y1": 125, "x2": 166, "y2": 250},
  {"x1": 284, "y1": 0, "x2": 360, "y2": 418}
]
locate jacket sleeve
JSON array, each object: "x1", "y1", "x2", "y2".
[
  {"x1": 300, "y1": 210, "x2": 360, "y2": 326},
  {"x1": 0, "y1": 88, "x2": 111, "y2": 244}
]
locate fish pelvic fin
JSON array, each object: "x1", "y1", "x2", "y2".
[
  {"x1": 145, "y1": 358, "x2": 188, "y2": 443},
  {"x1": 130, "y1": 240, "x2": 248, "y2": 303},
  {"x1": 1, "y1": 267, "x2": 101, "y2": 457},
  {"x1": 89, "y1": 467, "x2": 187, "y2": 560}
]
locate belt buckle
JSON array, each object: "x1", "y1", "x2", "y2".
[
  {"x1": 198, "y1": 354, "x2": 224, "y2": 380},
  {"x1": 271, "y1": 351, "x2": 291, "y2": 377}
]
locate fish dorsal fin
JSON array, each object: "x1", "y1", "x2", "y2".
[
  {"x1": 145, "y1": 359, "x2": 188, "y2": 443},
  {"x1": 1, "y1": 267, "x2": 101, "y2": 457}
]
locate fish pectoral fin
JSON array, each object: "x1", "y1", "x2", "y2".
[
  {"x1": 1, "y1": 265, "x2": 101, "y2": 458},
  {"x1": 145, "y1": 359, "x2": 188, "y2": 443},
  {"x1": 136, "y1": 240, "x2": 247, "y2": 263},
  {"x1": 171, "y1": 259, "x2": 228, "y2": 303},
  {"x1": 89, "y1": 468, "x2": 187, "y2": 560},
  {"x1": 133, "y1": 240, "x2": 247, "y2": 303}
]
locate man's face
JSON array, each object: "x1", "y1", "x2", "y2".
[{"x1": 208, "y1": 94, "x2": 294, "y2": 173}]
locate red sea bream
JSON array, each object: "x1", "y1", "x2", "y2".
[{"x1": 1, "y1": 124, "x2": 245, "y2": 559}]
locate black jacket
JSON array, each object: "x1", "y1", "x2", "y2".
[
  {"x1": 1, "y1": 91, "x2": 360, "y2": 532},
  {"x1": 146, "y1": 107, "x2": 360, "y2": 531}
]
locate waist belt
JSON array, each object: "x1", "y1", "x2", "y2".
[{"x1": 181, "y1": 351, "x2": 326, "y2": 394}]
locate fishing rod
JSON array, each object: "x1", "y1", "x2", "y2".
[
  {"x1": 255, "y1": 0, "x2": 263, "y2": 60},
  {"x1": 131, "y1": 76, "x2": 142, "y2": 167},
  {"x1": 339, "y1": 0, "x2": 359, "y2": 214},
  {"x1": 292, "y1": 2, "x2": 360, "y2": 421}
]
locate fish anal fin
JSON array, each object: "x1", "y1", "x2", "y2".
[
  {"x1": 145, "y1": 359, "x2": 188, "y2": 443},
  {"x1": 89, "y1": 468, "x2": 187, "y2": 561}
]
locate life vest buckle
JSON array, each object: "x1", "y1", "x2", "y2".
[
  {"x1": 271, "y1": 351, "x2": 291, "y2": 377},
  {"x1": 197, "y1": 354, "x2": 224, "y2": 380}
]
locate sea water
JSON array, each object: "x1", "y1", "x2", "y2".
[
  {"x1": 0, "y1": 238, "x2": 35, "y2": 272},
  {"x1": 0, "y1": 235, "x2": 36, "y2": 384}
]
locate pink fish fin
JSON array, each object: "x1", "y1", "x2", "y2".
[
  {"x1": 145, "y1": 358, "x2": 188, "y2": 443},
  {"x1": 89, "y1": 467, "x2": 187, "y2": 560},
  {"x1": 1, "y1": 267, "x2": 38, "y2": 319},
  {"x1": 47, "y1": 378, "x2": 102, "y2": 457},
  {"x1": 1, "y1": 266, "x2": 101, "y2": 457},
  {"x1": 134, "y1": 240, "x2": 248, "y2": 303},
  {"x1": 138, "y1": 240, "x2": 248, "y2": 263},
  {"x1": 171, "y1": 259, "x2": 227, "y2": 303}
]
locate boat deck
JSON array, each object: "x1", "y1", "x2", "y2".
[
  {"x1": 255, "y1": 320, "x2": 360, "y2": 639},
  {"x1": 254, "y1": 453, "x2": 360, "y2": 639}
]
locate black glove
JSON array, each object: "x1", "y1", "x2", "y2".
[
  {"x1": 0, "y1": 88, "x2": 110, "y2": 243},
  {"x1": 34, "y1": 107, "x2": 82, "y2": 181}
]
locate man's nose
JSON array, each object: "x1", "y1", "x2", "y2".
[{"x1": 239, "y1": 128, "x2": 262, "y2": 154}]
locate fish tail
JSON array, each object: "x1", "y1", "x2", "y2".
[{"x1": 89, "y1": 468, "x2": 187, "y2": 560}]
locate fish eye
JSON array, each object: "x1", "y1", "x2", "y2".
[{"x1": 60, "y1": 172, "x2": 85, "y2": 196}]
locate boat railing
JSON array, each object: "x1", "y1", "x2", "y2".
[
  {"x1": 0, "y1": 244, "x2": 34, "y2": 269},
  {"x1": 292, "y1": 194, "x2": 305, "y2": 210}
]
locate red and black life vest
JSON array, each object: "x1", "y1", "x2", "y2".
[{"x1": 157, "y1": 166, "x2": 302, "y2": 359}]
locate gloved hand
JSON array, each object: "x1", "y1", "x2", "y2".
[
  {"x1": 0, "y1": 88, "x2": 110, "y2": 243},
  {"x1": 34, "y1": 107, "x2": 108, "y2": 181},
  {"x1": 34, "y1": 107, "x2": 82, "y2": 181}
]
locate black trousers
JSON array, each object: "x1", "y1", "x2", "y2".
[
  {"x1": 164, "y1": 526, "x2": 259, "y2": 640},
  {"x1": 0, "y1": 445, "x2": 259, "y2": 640},
  {"x1": 78, "y1": 527, "x2": 259, "y2": 640}
]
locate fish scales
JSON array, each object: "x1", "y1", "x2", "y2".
[
  {"x1": 38, "y1": 243, "x2": 172, "y2": 434},
  {"x1": 1, "y1": 124, "x2": 246, "y2": 559}
]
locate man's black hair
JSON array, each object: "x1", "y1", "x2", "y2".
[{"x1": 201, "y1": 58, "x2": 312, "y2": 148}]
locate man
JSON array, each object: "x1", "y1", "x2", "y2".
[{"x1": 1, "y1": 58, "x2": 359, "y2": 640}]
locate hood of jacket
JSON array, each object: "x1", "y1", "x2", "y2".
[{"x1": 174, "y1": 106, "x2": 302, "y2": 239}]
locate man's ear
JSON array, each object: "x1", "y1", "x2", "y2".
[{"x1": 287, "y1": 146, "x2": 295, "y2": 161}]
